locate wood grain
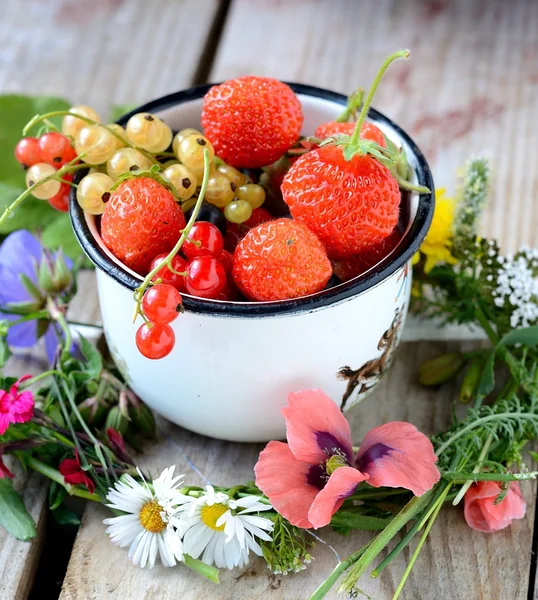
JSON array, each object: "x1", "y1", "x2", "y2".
[
  {"x1": 0, "y1": 0, "x2": 221, "y2": 117},
  {"x1": 60, "y1": 342, "x2": 536, "y2": 600},
  {"x1": 211, "y1": 0, "x2": 538, "y2": 252}
]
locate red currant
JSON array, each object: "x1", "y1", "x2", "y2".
[
  {"x1": 48, "y1": 173, "x2": 72, "y2": 212},
  {"x1": 216, "y1": 278, "x2": 239, "y2": 301},
  {"x1": 149, "y1": 254, "x2": 187, "y2": 291},
  {"x1": 219, "y1": 249, "x2": 234, "y2": 274},
  {"x1": 38, "y1": 132, "x2": 77, "y2": 168},
  {"x1": 185, "y1": 256, "x2": 227, "y2": 299},
  {"x1": 14, "y1": 137, "x2": 42, "y2": 168},
  {"x1": 135, "y1": 322, "x2": 175, "y2": 359},
  {"x1": 183, "y1": 222, "x2": 224, "y2": 259},
  {"x1": 142, "y1": 284, "x2": 182, "y2": 324}
]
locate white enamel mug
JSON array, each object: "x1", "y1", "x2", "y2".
[{"x1": 70, "y1": 83, "x2": 434, "y2": 442}]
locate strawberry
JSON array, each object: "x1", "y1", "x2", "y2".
[
  {"x1": 224, "y1": 207, "x2": 273, "y2": 251},
  {"x1": 282, "y1": 50, "x2": 423, "y2": 260},
  {"x1": 201, "y1": 76, "x2": 303, "y2": 169},
  {"x1": 281, "y1": 144, "x2": 400, "y2": 259},
  {"x1": 314, "y1": 121, "x2": 386, "y2": 147},
  {"x1": 101, "y1": 177, "x2": 186, "y2": 275},
  {"x1": 233, "y1": 218, "x2": 332, "y2": 301},
  {"x1": 332, "y1": 228, "x2": 402, "y2": 282}
]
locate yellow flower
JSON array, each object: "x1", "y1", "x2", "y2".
[{"x1": 413, "y1": 188, "x2": 458, "y2": 273}]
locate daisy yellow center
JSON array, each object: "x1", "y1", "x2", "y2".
[
  {"x1": 139, "y1": 500, "x2": 166, "y2": 533},
  {"x1": 200, "y1": 503, "x2": 228, "y2": 531}
]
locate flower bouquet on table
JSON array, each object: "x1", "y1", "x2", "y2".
[{"x1": 0, "y1": 47, "x2": 536, "y2": 599}]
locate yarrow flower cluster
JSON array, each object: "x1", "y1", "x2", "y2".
[
  {"x1": 104, "y1": 470, "x2": 274, "y2": 570},
  {"x1": 492, "y1": 246, "x2": 538, "y2": 328}
]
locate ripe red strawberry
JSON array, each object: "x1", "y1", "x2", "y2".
[
  {"x1": 233, "y1": 218, "x2": 332, "y2": 301},
  {"x1": 224, "y1": 207, "x2": 274, "y2": 251},
  {"x1": 281, "y1": 144, "x2": 400, "y2": 259},
  {"x1": 314, "y1": 121, "x2": 386, "y2": 147},
  {"x1": 201, "y1": 76, "x2": 303, "y2": 169},
  {"x1": 332, "y1": 228, "x2": 402, "y2": 282},
  {"x1": 101, "y1": 177, "x2": 186, "y2": 275}
]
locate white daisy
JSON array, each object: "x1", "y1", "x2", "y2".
[
  {"x1": 177, "y1": 486, "x2": 274, "y2": 570},
  {"x1": 103, "y1": 466, "x2": 188, "y2": 569}
]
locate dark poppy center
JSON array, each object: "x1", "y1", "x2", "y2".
[
  {"x1": 306, "y1": 463, "x2": 326, "y2": 490},
  {"x1": 315, "y1": 431, "x2": 352, "y2": 462},
  {"x1": 356, "y1": 442, "x2": 392, "y2": 472}
]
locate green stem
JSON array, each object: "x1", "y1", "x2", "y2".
[
  {"x1": 308, "y1": 544, "x2": 371, "y2": 600},
  {"x1": 347, "y1": 489, "x2": 410, "y2": 501},
  {"x1": 132, "y1": 148, "x2": 211, "y2": 321},
  {"x1": 183, "y1": 554, "x2": 220, "y2": 583},
  {"x1": 392, "y1": 486, "x2": 450, "y2": 600},
  {"x1": 338, "y1": 490, "x2": 435, "y2": 595},
  {"x1": 23, "y1": 111, "x2": 156, "y2": 163},
  {"x1": 47, "y1": 297, "x2": 72, "y2": 361},
  {"x1": 474, "y1": 302, "x2": 499, "y2": 345},
  {"x1": 2, "y1": 311, "x2": 49, "y2": 326},
  {"x1": 0, "y1": 161, "x2": 88, "y2": 228},
  {"x1": 26, "y1": 456, "x2": 102, "y2": 502},
  {"x1": 349, "y1": 50, "x2": 410, "y2": 147},
  {"x1": 371, "y1": 484, "x2": 448, "y2": 577},
  {"x1": 443, "y1": 471, "x2": 538, "y2": 482},
  {"x1": 394, "y1": 175, "x2": 431, "y2": 195},
  {"x1": 452, "y1": 433, "x2": 493, "y2": 505}
]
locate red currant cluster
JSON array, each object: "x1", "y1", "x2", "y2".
[{"x1": 15, "y1": 132, "x2": 77, "y2": 211}]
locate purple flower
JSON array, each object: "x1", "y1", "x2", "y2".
[{"x1": 0, "y1": 230, "x2": 73, "y2": 363}]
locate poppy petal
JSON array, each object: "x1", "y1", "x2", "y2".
[
  {"x1": 283, "y1": 389, "x2": 353, "y2": 464},
  {"x1": 255, "y1": 440, "x2": 319, "y2": 529},
  {"x1": 464, "y1": 481, "x2": 526, "y2": 533},
  {"x1": 355, "y1": 422, "x2": 440, "y2": 496},
  {"x1": 308, "y1": 466, "x2": 367, "y2": 529}
]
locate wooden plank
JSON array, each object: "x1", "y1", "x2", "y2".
[
  {"x1": 0, "y1": 0, "x2": 221, "y2": 117},
  {"x1": 210, "y1": 0, "x2": 538, "y2": 253},
  {"x1": 60, "y1": 342, "x2": 536, "y2": 600}
]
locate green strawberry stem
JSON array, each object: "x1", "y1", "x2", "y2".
[
  {"x1": 131, "y1": 148, "x2": 211, "y2": 323},
  {"x1": 394, "y1": 174, "x2": 431, "y2": 195},
  {"x1": 0, "y1": 158, "x2": 89, "y2": 228},
  {"x1": 335, "y1": 88, "x2": 364, "y2": 123},
  {"x1": 348, "y1": 49, "x2": 410, "y2": 149},
  {"x1": 23, "y1": 111, "x2": 157, "y2": 164}
]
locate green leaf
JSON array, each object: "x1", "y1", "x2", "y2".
[
  {"x1": 0, "y1": 95, "x2": 70, "y2": 187},
  {"x1": 52, "y1": 503, "x2": 81, "y2": 526},
  {"x1": 79, "y1": 336, "x2": 102, "y2": 379},
  {"x1": 330, "y1": 511, "x2": 392, "y2": 531},
  {"x1": 0, "y1": 336, "x2": 11, "y2": 369},
  {"x1": 475, "y1": 326, "x2": 538, "y2": 401},
  {"x1": 0, "y1": 478, "x2": 36, "y2": 540},
  {"x1": 0, "y1": 182, "x2": 61, "y2": 235},
  {"x1": 476, "y1": 349, "x2": 496, "y2": 399},
  {"x1": 48, "y1": 481, "x2": 66, "y2": 511},
  {"x1": 497, "y1": 326, "x2": 538, "y2": 348},
  {"x1": 109, "y1": 104, "x2": 137, "y2": 122},
  {"x1": 41, "y1": 213, "x2": 84, "y2": 261}
]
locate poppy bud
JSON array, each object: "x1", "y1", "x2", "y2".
[{"x1": 418, "y1": 352, "x2": 465, "y2": 387}]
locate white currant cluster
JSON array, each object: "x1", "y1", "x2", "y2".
[{"x1": 492, "y1": 245, "x2": 538, "y2": 328}]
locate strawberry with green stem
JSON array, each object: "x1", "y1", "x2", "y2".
[{"x1": 282, "y1": 50, "x2": 429, "y2": 260}]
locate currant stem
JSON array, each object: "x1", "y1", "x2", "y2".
[
  {"x1": 23, "y1": 111, "x2": 157, "y2": 164},
  {"x1": 0, "y1": 160, "x2": 88, "y2": 228},
  {"x1": 349, "y1": 50, "x2": 410, "y2": 148},
  {"x1": 132, "y1": 148, "x2": 211, "y2": 322}
]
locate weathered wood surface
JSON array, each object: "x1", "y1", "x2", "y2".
[
  {"x1": 0, "y1": 0, "x2": 221, "y2": 116},
  {"x1": 60, "y1": 342, "x2": 536, "y2": 600},
  {"x1": 212, "y1": 0, "x2": 538, "y2": 253}
]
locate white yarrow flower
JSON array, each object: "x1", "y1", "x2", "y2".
[
  {"x1": 104, "y1": 466, "x2": 188, "y2": 569},
  {"x1": 177, "y1": 486, "x2": 274, "y2": 570}
]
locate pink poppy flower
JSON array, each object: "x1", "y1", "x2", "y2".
[
  {"x1": 59, "y1": 450, "x2": 95, "y2": 494},
  {"x1": 464, "y1": 480, "x2": 526, "y2": 533},
  {"x1": 255, "y1": 389, "x2": 440, "y2": 529},
  {"x1": 0, "y1": 375, "x2": 35, "y2": 436}
]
